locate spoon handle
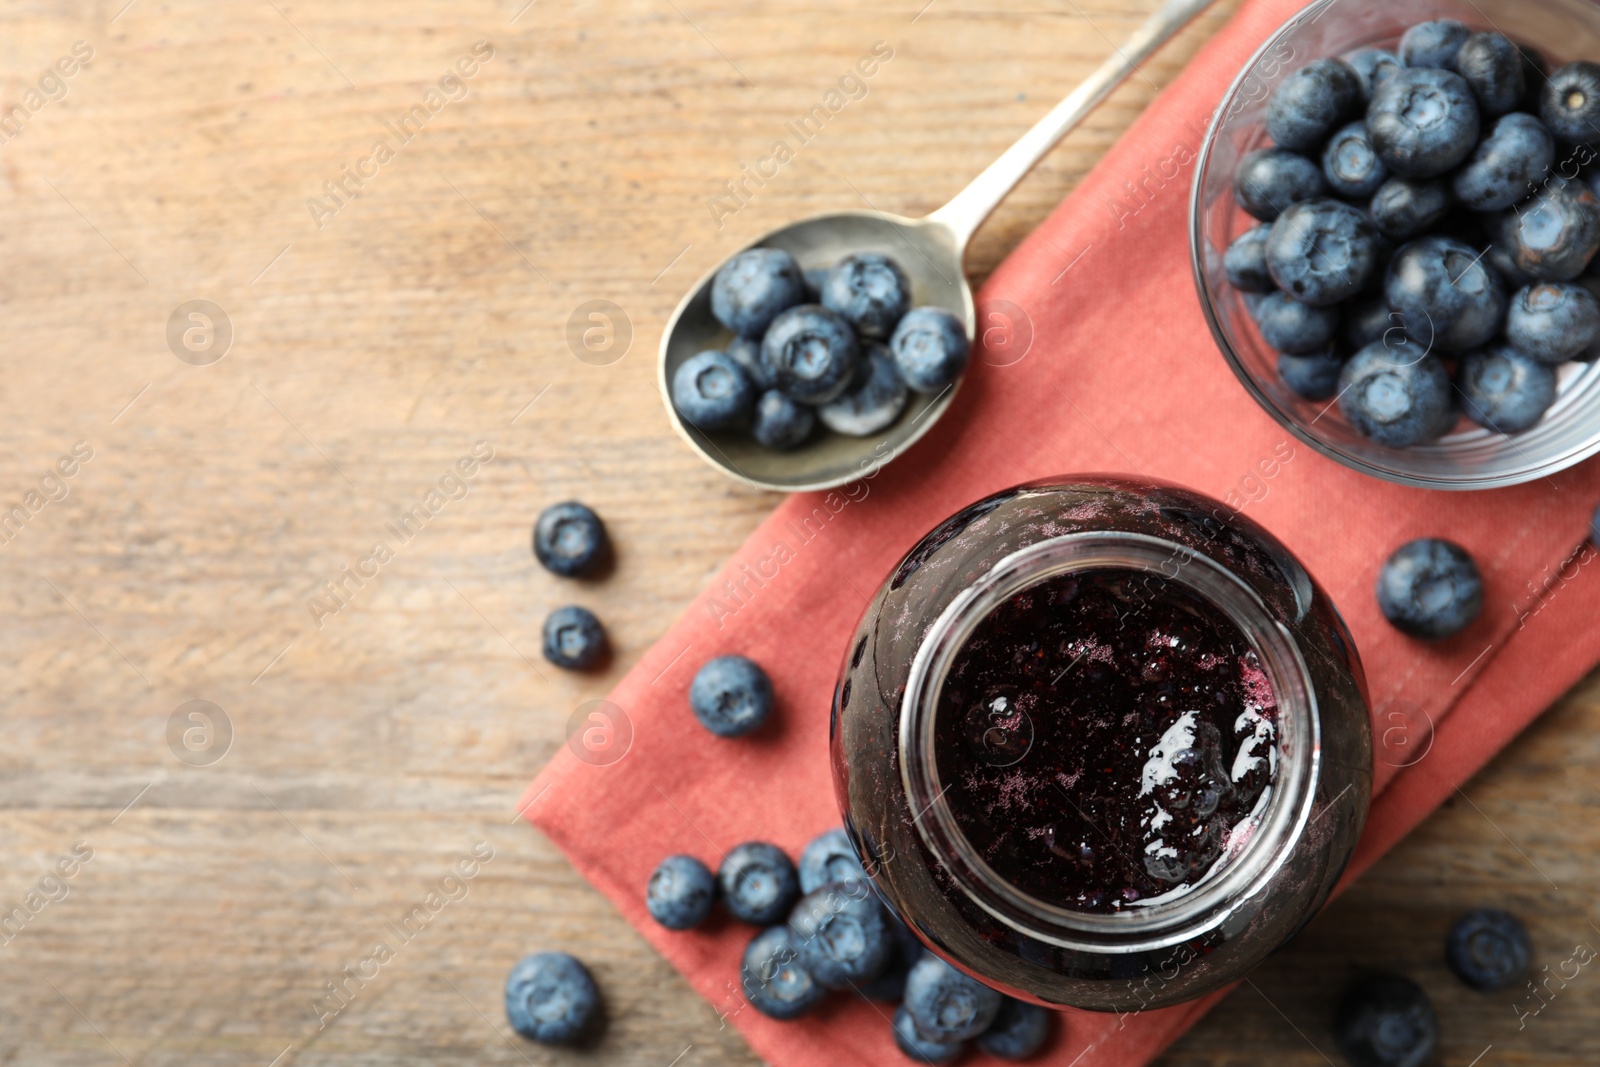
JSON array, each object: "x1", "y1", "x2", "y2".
[{"x1": 926, "y1": 0, "x2": 1220, "y2": 248}]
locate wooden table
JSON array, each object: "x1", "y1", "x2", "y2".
[{"x1": 2, "y1": 1, "x2": 1595, "y2": 1063}]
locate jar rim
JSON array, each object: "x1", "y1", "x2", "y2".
[{"x1": 897, "y1": 530, "x2": 1323, "y2": 953}]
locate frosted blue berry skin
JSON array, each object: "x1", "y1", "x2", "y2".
[
  {"x1": 894, "y1": 1004, "x2": 966, "y2": 1063},
  {"x1": 1376, "y1": 538, "x2": 1484, "y2": 639},
  {"x1": 1457, "y1": 343, "x2": 1557, "y2": 434},
  {"x1": 890, "y1": 307, "x2": 970, "y2": 393},
  {"x1": 532, "y1": 501, "x2": 609, "y2": 578},
  {"x1": 672, "y1": 350, "x2": 756, "y2": 431},
  {"x1": 504, "y1": 952, "x2": 600, "y2": 1045},
  {"x1": 1399, "y1": 19, "x2": 1470, "y2": 71},
  {"x1": 977, "y1": 997, "x2": 1053, "y2": 1060},
  {"x1": 787, "y1": 884, "x2": 893, "y2": 990},
  {"x1": 646, "y1": 855, "x2": 717, "y2": 931},
  {"x1": 1506, "y1": 281, "x2": 1600, "y2": 363},
  {"x1": 718, "y1": 842, "x2": 799, "y2": 925},
  {"x1": 760, "y1": 305, "x2": 861, "y2": 405},
  {"x1": 711, "y1": 247, "x2": 806, "y2": 337},
  {"x1": 903, "y1": 952, "x2": 1003, "y2": 1042},
  {"x1": 1455, "y1": 31, "x2": 1526, "y2": 117},
  {"x1": 1266, "y1": 198, "x2": 1380, "y2": 307},
  {"x1": 797, "y1": 827, "x2": 868, "y2": 893},
  {"x1": 1452, "y1": 113, "x2": 1554, "y2": 212},
  {"x1": 1322, "y1": 121, "x2": 1388, "y2": 199},
  {"x1": 1446, "y1": 909, "x2": 1531, "y2": 991},
  {"x1": 689, "y1": 654, "x2": 774, "y2": 738},
  {"x1": 1497, "y1": 178, "x2": 1600, "y2": 282},
  {"x1": 1337, "y1": 343, "x2": 1455, "y2": 447},
  {"x1": 1255, "y1": 292, "x2": 1339, "y2": 354},
  {"x1": 1278, "y1": 349, "x2": 1346, "y2": 401},
  {"x1": 818, "y1": 345, "x2": 908, "y2": 437},
  {"x1": 1540, "y1": 61, "x2": 1600, "y2": 144},
  {"x1": 1368, "y1": 67, "x2": 1480, "y2": 179},
  {"x1": 1224, "y1": 225, "x2": 1274, "y2": 292},
  {"x1": 725, "y1": 334, "x2": 775, "y2": 391},
  {"x1": 1369, "y1": 177, "x2": 1451, "y2": 241},
  {"x1": 821, "y1": 252, "x2": 911, "y2": 340},
  {"x1": 740, "y1": 926, "x2": 825, "y2": 1020},
  {"x1": 751, "y1": 390, "x2": 815, "y2": 450},
  {"x1": 1384, "y1": 236, "x2": 1506, "y2": 352},
  {"x1": 1266, "y1": 57, "x2": 1362, "y2": 152},
  {"x1": 1234, "y1": 148, "x2": 1327, "y2": 221},
  {"x1": 1347, "y1": 48, "x2": 1401, "y2": 102},
  {"x1": 541, "y1": 605, "x2": 607, "y2": 670},
  {"x1": 1333, "y1": 973, "x2": 1438, "y2": 1067}
]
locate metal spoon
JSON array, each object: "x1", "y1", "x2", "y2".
[{"x1": 660, "y1": 0, "x2": 1219, "y2": 493}]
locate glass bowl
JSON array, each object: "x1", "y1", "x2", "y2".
[{"x1": 1190, "y1": 0, "x2": 1600, "y2": 489}]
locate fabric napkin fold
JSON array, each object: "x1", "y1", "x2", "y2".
[{"x1": 523, "y1": 0, "x2": 1600, "y2": 1062}]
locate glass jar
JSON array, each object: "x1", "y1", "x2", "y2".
[{"x1": 830, "y1": 477, "x2": 1371, "y2": 1011}]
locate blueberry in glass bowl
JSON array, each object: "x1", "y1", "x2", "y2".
[{"x1": 1192, "y1": 0, "x2": 1600, "y2": 489}]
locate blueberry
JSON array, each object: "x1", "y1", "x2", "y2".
[
  {"x1": 1278, "y1": 349, "x2": 1346, "y2": 400},
  {"x1": 821, "y1": 253, "x2": 911, "y2": 340},
  {"x1": 1454, "y1": 32, "x2": 1525, "y2": 116},
  {"x1": 903, "y1": 953, "x2": 1003, "y2": 1042},
  {"x1": 1457, "y1": 342, "x2": 1558, "y2": 433},
  {"x1": 505, "y1": 952, "x2": 600, "y2": 1045},
  {"x1": 1506, "y1": 281, "x2": 1600, "y2": 362},
  {"x1": 1322, "y1": 122, "x2": 1388, "y2": 199},
  {"x1": 672, "y1": 350, "x2": 756, "y2": 431},
  {"x1": 541, "y1": 605, "x2": 607, "y2": 670},
  {"x1": 1376, "y1": 538, "x2": 1484, "y2": 639},
  {"x1": 788, "y1": 884, "x2": 893, "y2": 990},
  {"x1": 751, "y1": 389, "x2": 815, "y2": 450},
  {"x1": 1266, "y1": 58, "x2": 1362, "y2": 153},
  {"x1": 726, "y1": 334, "x2": 775, "y2": 391},
  {"x1": 1498, "y1": 177, "x2": 1600, "y2": 280},
  {"x1": 1369, "y1": 177, "x2": 1452, "y2": 240},
  {"x1": 1346, "y1": 49, "x2": 1401, "y2": 102},
  {"x1": 798, "y1": 827, "x2": 868, "y2": 893},
  {"x1": 977, "y1": 997, "x2": 1052, "y2": 1060},
  {"x1": 532, "y1": 501, "x2": 609, "y2": 578},
  {"x1": 1385, "y1": 235, "x2": 1507, "y2": 352},
  {"x1": 711, "y1": 247, "x2": 805, "y2": 337},
  {"x1": 857, "y1": 915, "x2": 922, "y2": 1001},
  {"x1": 1338, "y1": 343, "x2": 1455, "y2": 447},
  {"x1": 1343, "y1": 293, "x2": 1396, "y2": 350},
  {"x1": 1399, "y1": 19, "x2": 1469, "y2": 71},
  {"x1": 1255, "y1": 291, "x2": 1339, "y2": 354},
  {"x1": 1234, "y1": 148, "x2": 1328, "y2": 221},
  {"x1": 1446, "y1": 908, "x2": 1531, "y2": 992},
  {"x1": 1266, "y1": 198, "x2": 1380, "y2": 306},
  {"x1": 893, "y1": 1004, "x2": 966, "y2": 1064},
  {"x1": 740, "y1": 926, "x2": 825, "y2": 1020},
  {"x1": 1224, "y1": 225, "x2": 1275, "y2": 292},
  {"x1": 1369, "y1": 67, "x2": 1480, "y2": 179},
  {"x1": 646, "y1": 855, "x2": 716, "y2": 931},
  {"x1": 760, "y1": 305, "x2": 861, "y2": 404},
  {"x1": 1541, "y1": 61, "x2": 1600, "y2": 144},
  {"x1": 719, "y1": 842, "x2": 800, "y2": 925},
  {"x1": 819, "y1": 345, "x2": 909, "y2": 436},
  {"x1": 890, "y1": 307, "x2": 970, "y2": 393},
  {"x1": 1453, "y1": 113, "x2": 1555, "y2": 212},
  {"x1": 689, "y1": 654, "x2": 773, "y2": 738},
  {"x1": 1334, "y1": 973, "x2": 1438, "y2": 1067}
]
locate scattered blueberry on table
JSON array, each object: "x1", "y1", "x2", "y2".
[
  {"x1": 902, "y1": 953, "x2": 1003, "y2": 1043},
  {"x1": 1225, "y1": 25, "x2": 1600, "y2": 446},
  {"x1": 646, "y1": 855, "x2": 717, "y2": 931},
  {"x1": 718, "y1": 842, "x2": 800, "y2": 925},
  {"x1": 741, "y1": 925, "x2": 827, "y2": 1020},
  {"x1": 505, "y1": 952, "x2": 601, "y2": 1045},
  {"x1": 1333, "y1": 973, "x2": 1438, "y2": 1067},
  {"x1": 675, "y1": 249, "x2": 970, "y2": 455},
  {"x1": 1376, "y1": 538, "x2": 1484, "y2": 639},
  {"x1": 787, "y1": 884, "x2": 894, "y2": 990},
  {"x1": 541, "y1": 605, "x2": 608, "y2": 670},
  {"x1": 977, "y1": 997, "x2": 1053, "y2": 1060},
  {"x1": 797, "y1": 826, "x2": 868, "y2": 893},
  {"x1": 688, "y1": 654, "x2": 774, "y2": 738},
  {"x1": 1446, "y1": 908, "x2": 1531, "y2": 991},
  {"x1": 532, "y1": 500, "x2": 610, "y2": 578}
]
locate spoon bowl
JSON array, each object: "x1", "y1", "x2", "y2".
[
  {"x1": 659, "y1": 211, "x2": 970, "y2": 492},
  {"x1": 658, "y1": 0, "x2": 1219, "y2": 493}
]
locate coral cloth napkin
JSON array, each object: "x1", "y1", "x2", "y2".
[{"x1": 522, "y1": 0, "x2": 1600, "y2": 1061}]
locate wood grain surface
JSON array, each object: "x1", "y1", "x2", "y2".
[{"x1": 0, "y1": 1, "x2": 1595, "y2": 1064}]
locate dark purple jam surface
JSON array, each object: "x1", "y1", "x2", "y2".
[{"x1": 932, "y1": 567, "x2": 1277, "y2": 913}]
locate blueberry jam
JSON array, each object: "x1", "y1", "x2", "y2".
[{"x1": 931, "y1": 567, "x2": 1278, "y2": 913}]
